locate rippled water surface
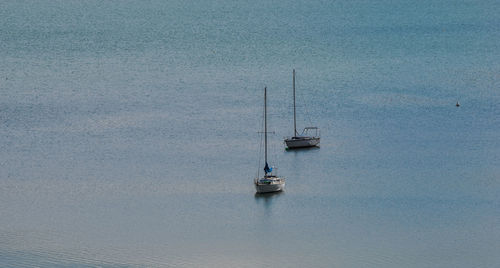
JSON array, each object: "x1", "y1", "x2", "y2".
[{"x1": 1, "y1": 0, "x2": 500, "y2": 267}]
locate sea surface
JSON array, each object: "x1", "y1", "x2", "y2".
[{"x1": 1, "y1": 0, "x2": 499, "y2": 267}]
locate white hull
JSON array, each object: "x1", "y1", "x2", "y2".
[
  {"x1": 254, "y1": 177, "x2": 285, "y2": 193},
  {"x1": 285, "y1": 137, "x2": 320, "y2": 148}
]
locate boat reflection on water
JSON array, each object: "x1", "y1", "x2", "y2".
[
  {"x1": 254, "y1": 191, "x2": 284, "y2": 199},
  {"x1": 254, "y1": 191, "x2": 284, "y2": 210}
]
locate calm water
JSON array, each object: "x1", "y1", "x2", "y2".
[{"x1": 1, "y1": 0, "x2": 499, "y2": 267}]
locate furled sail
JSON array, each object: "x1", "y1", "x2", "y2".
[{"x1": 264, "y1": 162, "x2": 272, "y2": 173}]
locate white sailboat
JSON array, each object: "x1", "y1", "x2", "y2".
[
  {"x1": 284, "y1": 69, "x2": 320, "y2": 149},
  {"x1": 255, "y1": 87, "x2": 285, "y2": 193}
]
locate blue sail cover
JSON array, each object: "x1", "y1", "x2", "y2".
[{"x1": 264, "y1": 162, "x2": 272, "y2": 173}]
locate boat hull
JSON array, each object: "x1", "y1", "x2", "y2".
[
  {"x1": 285, "y1": 137, "x2": 320, "y2": 149},
  {"x1": 254, "y1": 177, "x2": 285, "y2": 193}
]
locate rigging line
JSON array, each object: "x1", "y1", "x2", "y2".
[
  {"x1": 257, "y1": 131, "x2": 263, "y2": 179},
  {"x1": 297, "y1": 72, "x2": 314, "y2": 129},
  {"x1": 256, "y1": 95, "x2": 265, "y2": 179},
  {"x1": 271, "y1": 127, "x2": 279, "y2": 170}
]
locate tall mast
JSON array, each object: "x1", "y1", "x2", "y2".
[
  {"x1": 293, "y1": 69, "x2": 297, "y2": 137},
  {"x1": 264, "y1": 87, "x2": 267, "y2": 166}
]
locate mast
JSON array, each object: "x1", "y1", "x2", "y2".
[
  {"x1": 264, "y1": 87, "x2": 267, "y2": 166},
  {"x1": 293, "y1": 69, "x2": 297, "y2": 137}
]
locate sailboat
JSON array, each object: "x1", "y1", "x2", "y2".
[
  {"x1": 254, "y1": 87, "x2": 285, "y2": 193},
  {"x1": 284, "y1": 69, "x2": 320, "y2": 149}
]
